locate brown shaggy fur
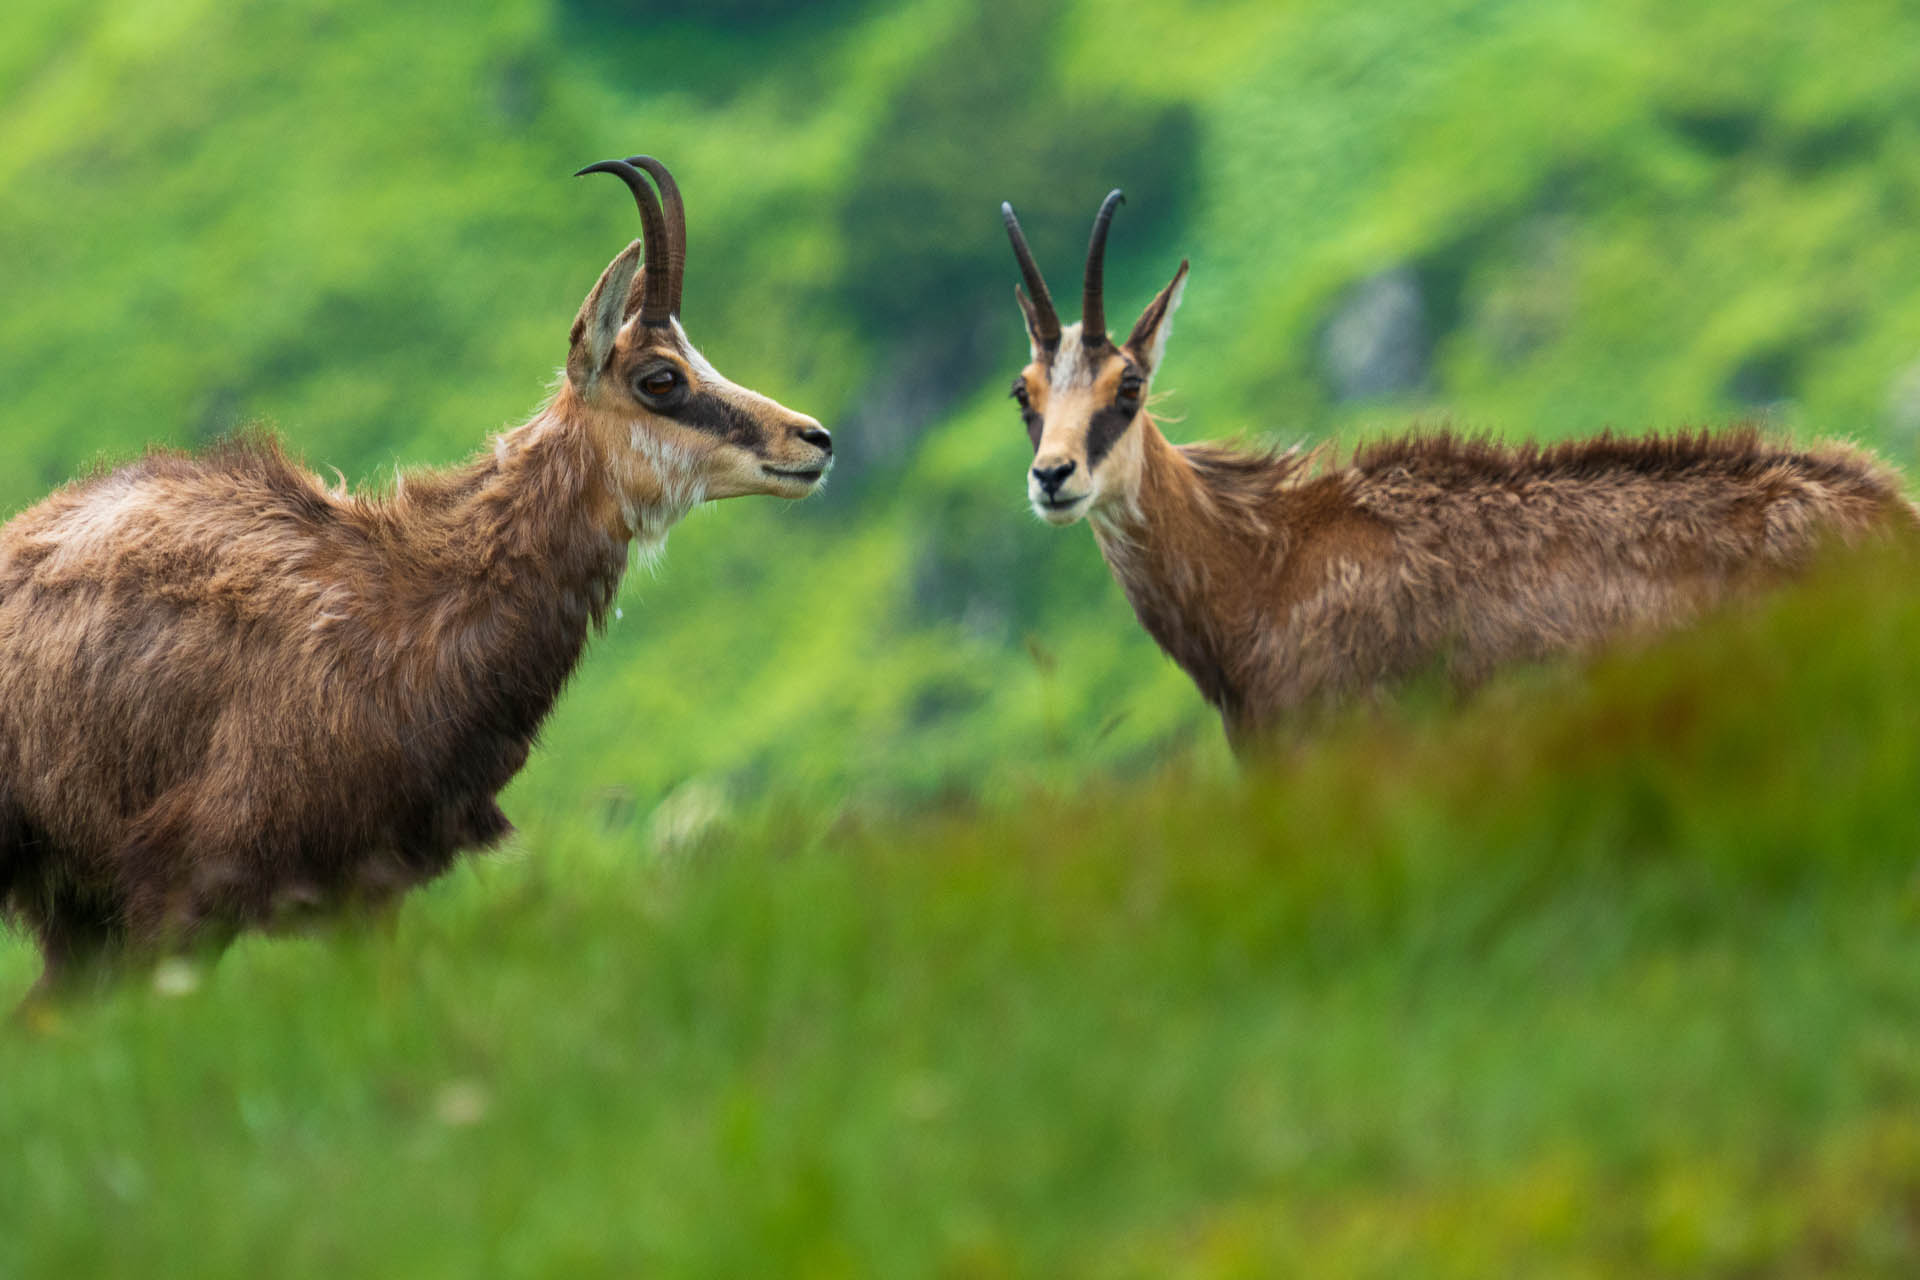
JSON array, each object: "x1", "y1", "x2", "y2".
[
  {"x1": 0, "y1": 426, "x2": 620, "y2": 981},
  {"x1": 1096, "y1": 421, "x2": 1914, "y2": 753},
  {"x1": 0, "y1": 203, "x2": 830, "y2": 995}
]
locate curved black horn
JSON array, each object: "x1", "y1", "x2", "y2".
[
  {"x1": 574, "y1": 158, "x2": 674, "y2": 327},
  {"x1": 1081, "y1": 188, "x2": 1125, "y2": 345},
  {"x1": 624, "y1": 155, "x2": 685, "y2": 318},
  {"x1": 1001, "y1": 201, "x2": 1061, "y2": 348}
]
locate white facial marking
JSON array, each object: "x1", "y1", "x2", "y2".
[
  {"x1": 621, "y1": 422, "x2": 707, "y2": 555},
  {"x1": 1048, "y1": 325, "x2": 1096, "y2": 396},
  {"x1": 673, "y1": 318, "x2": 805, "y2": 427}
]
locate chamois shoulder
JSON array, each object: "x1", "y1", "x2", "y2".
[
  {"x1": 1176, "y1": 439, "x2": 1316, "y2": 505},
  {"x1": 0, "y1": 429, "x2": 383, "y2": 600},
  {"x1": 52, "y1": 428, "x2": 345, "y2": 525}
]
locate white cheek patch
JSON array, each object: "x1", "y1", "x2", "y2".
[
  {"x1": 621, "y1": 423, "x2": 709, "y2": 553},
  {"x1": 1088, "y1": 426, "x2": 1147, "y2": 528}
]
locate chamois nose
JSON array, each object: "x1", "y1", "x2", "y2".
[
  {"x1": 798, "y1": 425, "x2": 833, "y2": 455},
  {"x1": 1032, "y1": 461, "x2": 1077, "y2": 496}
]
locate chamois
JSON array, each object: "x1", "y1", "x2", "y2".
[
  {"x1": 0, "y1": 156, "x2": 833, "y2": 996},
  {"x1": 1001, "y1": 191, "x2": 1914, "y2": 754}
]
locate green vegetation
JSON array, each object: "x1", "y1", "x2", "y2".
[
  {"x1": 4, "y1": 0, "x2": 1919, "y2": 1272},
  {"x1": 6, "y1": 551, "x2": 1919, "y2": 1274}
]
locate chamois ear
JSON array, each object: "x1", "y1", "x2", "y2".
[
  {"x1": 1124, "y1": 259, "x2": 1189, "y2": 374},
  {"x1": 566, "y1": 239, "x2": 645, "y2": 391}
]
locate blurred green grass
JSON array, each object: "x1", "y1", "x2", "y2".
[
  {"x1": 5, "y1": 548, "x2": 1919, "y2": 1274},
  {"x1": 5, "y1": 0, "x2": 1920, "y2": 1272}
]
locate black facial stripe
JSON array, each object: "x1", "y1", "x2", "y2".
[
  {"x1": 1086, "y1": 403, "x2": 1135, "y2": 469},
  {"x1": 1023, "y1": 410, "x2": 1043, "y2": 449},
  {"x1": 672, "y1": 390, "x2": 766, "y2": 449}
]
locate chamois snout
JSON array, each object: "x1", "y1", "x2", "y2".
[
  {"x1": 1033, "y1": 460, "x2": 1075, "y2": 495},
  {"x1": 755, "y1": 414, "x2": 834, "y2": 495},
  {"x1": 1029, "y1": 452, "x2": 1092, "y2": 524}
]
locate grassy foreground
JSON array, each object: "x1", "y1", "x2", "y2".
[{"x1": 5, "y1": 546, "x2": 1919, "y2": 1277}]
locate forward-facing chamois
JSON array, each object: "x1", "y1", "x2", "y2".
[
  {"x1": 0, "y1": 156, "x2": 833, "y2": 996},
  {"x1": 1001, "y1": 191, "x2": 1915, "y2": 754}
]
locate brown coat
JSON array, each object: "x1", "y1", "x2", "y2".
[
  {"x1": 0, "y1": 424, "x2": 622, "y2": 970},
  {"x1": 0, "y1": 156, "x2": 833, "y2": 992},
  {"x1": 1096, "y1": 421, "x2": 1913, "y2": 752}
]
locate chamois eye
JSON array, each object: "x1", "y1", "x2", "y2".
[
  {"x1": 635, "y1": 367, "x2": 682, "y2": 401},
  {"x1": 1010, "y1": 379, "x2": 1031, "y2": 408},
  {"x1": 1118, "y1": 374, "x2": 1144, "y2": 404}
]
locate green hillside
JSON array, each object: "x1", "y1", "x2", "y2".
[
  {"x1": 7, "y1": 0, "x2": 1918, "y2": 810},
  {"x1": 4, "y1": 0, "x2": 1920, "y2": 1271}
]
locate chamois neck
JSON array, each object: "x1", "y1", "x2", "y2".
[
  {"x1": 448, "y1": 397, "x2": 630, "y2": 595},
  {"x1": 1088, "y1": 418, "x2": 1274, "y2": 717},
  {"x1": 1090, "y1": 417, "x2": 1247, "y2": 569},
  {"x1": 381, "y1": 395, "x2": 643, "y2": 746}
]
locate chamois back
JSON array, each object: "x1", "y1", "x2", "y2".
[{"x1": 1092, "y1": 423, "x2": 1913, "y2": 753}]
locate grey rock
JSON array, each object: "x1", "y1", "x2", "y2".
[
  {"x1": 1888, "y1": 360, "x2": 1920, "y2": 444},
  {"x1": 1322, "y1": 267, "x2": 1429, "y2": 401}
]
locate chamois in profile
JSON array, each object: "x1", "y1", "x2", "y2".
[
  {"x1": 0, "y1": 156, "x2": 833, "y2": 996},
  {"x1": 1001, "y1": 191, "x2": 1914, "y2": 754}
]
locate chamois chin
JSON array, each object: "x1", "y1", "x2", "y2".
[
  {"x1": 0, "y1": 155, "x2": 833, "y2": 999},
  {"x1": 1001, "y1": 191, "x2": 1916, "y2": 755}
]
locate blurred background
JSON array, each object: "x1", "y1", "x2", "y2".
[
  {"x1": 6, "y1": 1, "x2": 1920, "y2": 1272},
  {"x1": 7, "y1": 0, "x2": 1917, "y2": 821}
]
